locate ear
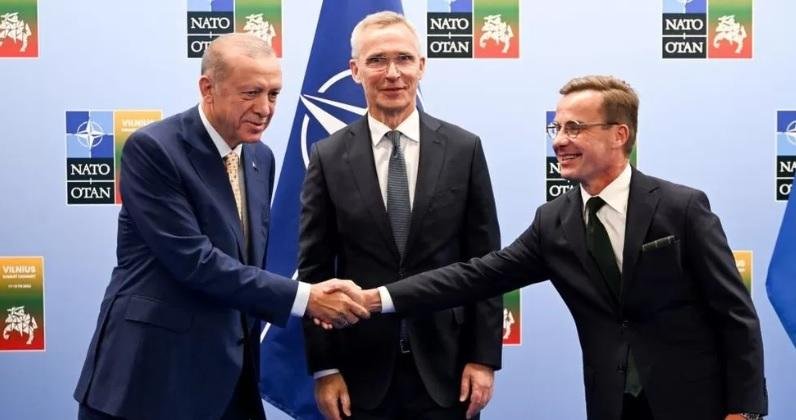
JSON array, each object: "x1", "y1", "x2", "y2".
[
  {"x1": 199, "y1": 75, "x2": 213, "y2": 102},
  {"x1": 417, "y1": 56, "x2": 426, "y2": 80},
  {"x1": 349, "y1": 59, "x2": 362, "y2": 84},
  {"x1": 614, "y1": 124, "x2": 630, "y2": 150}
]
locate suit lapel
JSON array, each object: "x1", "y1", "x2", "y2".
[
  {"x1": 404, "y1": 113, "x2": 444, "y2": 260},
  {"x1": 345, "y1": 118, "x2": 401, "y2": 260},
  {"x1": 560, "y1": 188, "x2": 621, "y2": 309},
  {"x1": 243, "y1": 144, "x2": 266, "y2": 266},
  {"x1": 621, "y1": 169, "x2": 660, "y2": 301},
  {"x1": 182, "y1": 107, "x2": 245, "y2": 260}
]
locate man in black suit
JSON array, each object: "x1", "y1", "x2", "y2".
[
  {"x1": 73, "y1": 34, "x2": 367, "y2": 420},
  {"x1": 300, "y1": 11, "x2": 503, "y2": 420},
  {"x1": 356, "y1": 75, "x2": 767, "y2": 420}
]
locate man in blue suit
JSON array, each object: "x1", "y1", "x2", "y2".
[{"x1": 73, "y1": 34, "x2": 368, "y2": 420}]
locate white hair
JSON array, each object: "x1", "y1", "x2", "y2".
[{"x1": 350, "y1": 11, "x2": 423, "y2": 58}]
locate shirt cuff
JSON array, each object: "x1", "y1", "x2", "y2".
[
  {"x1": 291, "y1": 281, "x2": 311, "y2": 317},
  {"x1": 313, "y1": 369, "x2": 340, "y2": 379},
  {"x1": 378, "y1": 286, "x2": 395, "y2": 313}
]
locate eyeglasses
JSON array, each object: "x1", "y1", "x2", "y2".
[
  {"x1": 546, "y1": 121, "x2": 619, "y2": 139},
  {"x1": 362, "y1": 53, "x2": 418, "y2": 71}
]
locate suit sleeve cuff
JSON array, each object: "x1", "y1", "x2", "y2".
[
  {"x1": 291, "y1": 281, "x2": 311, "y2": 317},
  {"x1": 379, "y1": 286, "x2": 395, "y2": 313},
  {"x1": 313, "y1": 369, "x2": 340, "y2": 379}
]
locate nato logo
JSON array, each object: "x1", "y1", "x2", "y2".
[
  {"x1": 662, "y1": 0, "x2": 707, "y2": 58},
  {"x1": 427, "y1": 0, "x2": 519, "y2": 59},
  {"x1": 545, "y1": 111, "x2": 575, "y2": 202},
  {"x1": 662, "y1": 0, "x2": 753, "y2": 59},
  {"x1": 187, "y1": 0, "x2": 234, "y2": 58},
  {"x1": 186, "y1": 0, "x2": 282, "y2": 58},
  {"x1": 776, "y1": 111, "x2": 796, "y2": 201},
  {"x1": 427, "y1": 0, "x2": 474, "y2": 58},
  {"x1": 66, "y1": 111, "x2": 115, "y2": 204},
  {"x1": 296, "y1": 69, "x2": 368, "y2": 166}
]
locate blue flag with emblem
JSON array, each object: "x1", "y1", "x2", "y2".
[
  {"x1": 767, "y1": 189, "x2": 796, "y2": 347},
  {"x1": 259, "y1": 1, "x2": 405, "y2": 418}
]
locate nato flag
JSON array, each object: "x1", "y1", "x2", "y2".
[{"x1": 767, "y1": 189, "x2": 796, "y2": 347}]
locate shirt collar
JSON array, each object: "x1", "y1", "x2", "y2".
[
  {"x1": 198, "y1": 104, "x2": 242, "y2": 158},
  {"x1": 580, "y1": 163, "x2": 632, "y2": 216},
  {"x1": 368, "y1": 108, "x2": 420, "y2": 146}
]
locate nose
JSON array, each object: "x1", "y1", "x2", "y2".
[
  {"x1": 253, "y1": 95, "x2": 273, "y2": 119},
  {"x1": 385, "y1": 60, "x2": 401, "y2": 79},
  {"x1": 551, "y1": 130, "x2": 569, "y2": 149}
]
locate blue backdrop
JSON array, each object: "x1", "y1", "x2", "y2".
[{"x1": 0, "y1": 1, "x2": 793, "y2": 419}]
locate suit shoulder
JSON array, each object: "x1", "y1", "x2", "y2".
[
  {"x1": 250, "y1": 140, "x2": 274, "y2": 159},
  {"x1": 426, "y1": 113, "x2": 479, "y2": 144},
  {"x1": 129, "y1": 108, "x2": 192, "y2": 149},
  {"x1": 312, "y1": 120, "x2": 359, "y2": 156},
  {"x1": 539, "y1": 189, "x2": 574, "y2": 215},
  {"x1": 632, "y1": 171, "x2": 711, "y2": 215},
  {"x1": 642, "y1": 173, "x2": 705, "y2": 201}
]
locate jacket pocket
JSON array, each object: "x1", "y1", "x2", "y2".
[
  {"x1": 641, "y1": 235, "x2": 677, "y2": 252},
  {"x1": 124, "y1": 295, "x2": 192, "y2": 333}
]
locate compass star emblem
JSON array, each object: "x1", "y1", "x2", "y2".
[
  {"x1": 297, "y1": 69, "x2": 422, "y2": 167},
  {"x1": 75, "y1": 120, "x2": 107, "y2": 149}
]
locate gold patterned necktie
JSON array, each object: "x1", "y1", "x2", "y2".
[{"x1": 224, "y1": 152, "x2": 243, "y2": 223}]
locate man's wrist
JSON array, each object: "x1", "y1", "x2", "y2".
[{"x1": 364, "y1": 289, "x2": 382, "y2": 312}]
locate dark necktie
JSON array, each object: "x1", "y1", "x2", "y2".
[
  {"x1": 386, "y1": 130, "x2": 411, "y2": 258},
  {"x1": 585, "y1": 197, "x2": 621, "y2": 297},
  {"x1": 585, "y1": 197, "x2": 642, "y2": 396},
  {"x1": 386, "y1": 130, "x2": 412, "y2": 352}
]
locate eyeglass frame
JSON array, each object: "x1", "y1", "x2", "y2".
[
  {"x1": 358, "y1": 53, "x2": 420, "y2": 71},
  {"x1": 546, "y1": 120, "x2": 621, "y2": 139}
]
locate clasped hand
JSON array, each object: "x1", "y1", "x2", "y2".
[
  {"x1": 306, "y1": 279, "x2": 378, "y2": 329},
  {"x1": 306, "y1": 279, "x2": 373, "y2": 328}
]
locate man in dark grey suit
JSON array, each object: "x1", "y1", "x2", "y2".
[
  {"x1": 356, "y1": 75, "x2": 767, "y2": 420},
  {"x1": 300, "y1": 11, "x2": 502, "y2": 420}
]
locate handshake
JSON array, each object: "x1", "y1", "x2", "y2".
[{"x1": 305, "y1": 279, "x2": 381, "y2": 329}]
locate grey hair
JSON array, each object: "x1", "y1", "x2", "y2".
[
  {"x1": 350, "y1": 11, "x2": 422, "y2": 58},
  {"x1": 201, "y1": 33, "x2": 275, "y2": 81}
]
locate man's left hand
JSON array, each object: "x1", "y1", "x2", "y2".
[
  {"x1": 459, "y1": 362, "x2": 494, "y2": 419},
  {"x1": 726, "y1": 415, "x2": 757, "y2": 420}
]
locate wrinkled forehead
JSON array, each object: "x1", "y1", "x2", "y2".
[{"x1": 356, "y1": 22, "x2": 422, "y2": 56}]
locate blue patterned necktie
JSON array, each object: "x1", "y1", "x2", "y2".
[
  {"x1": 386, "y1": 130, "x2": 412, "y2": 352},
  {"x1": 386, "y1": 130, "x2": 410, "y2": 258}
]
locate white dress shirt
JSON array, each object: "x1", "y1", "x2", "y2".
[
  {"x1": 199, "y1": 104, "x2": 310, "y2": 317},
  {"x1": 368, "y1": 109, "x2": 421, "y2": 210}
]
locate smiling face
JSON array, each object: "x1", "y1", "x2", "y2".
[
  {"x1": 552, "y1": 89, "x2": 629, "y2": 195},
  {"x1": 350, "y1": 22, "x2": 425, "y2": 128},
  {"x1": 200, "y1": 48, "x2": 282, "y2": 149}
]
